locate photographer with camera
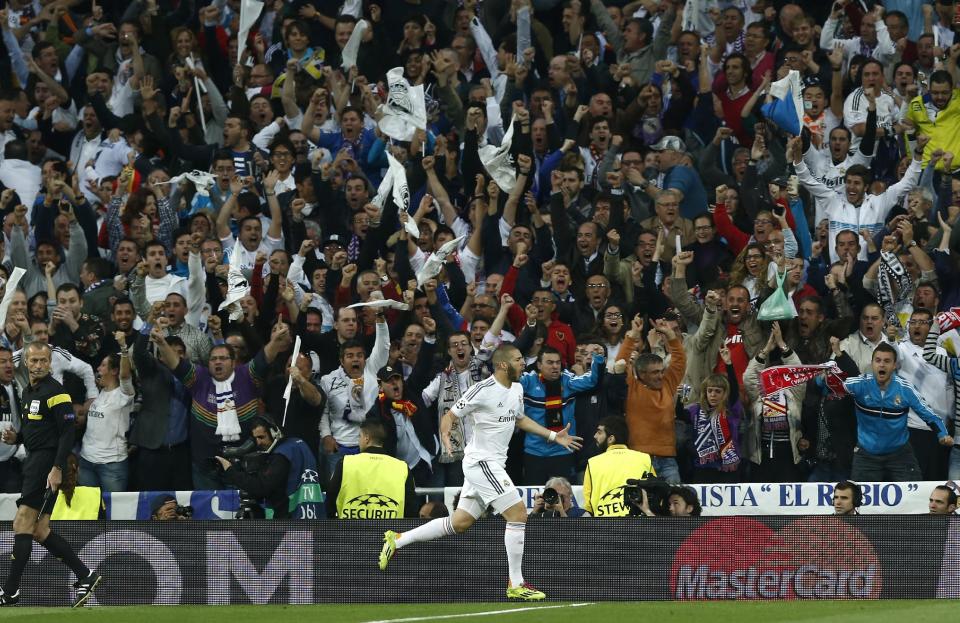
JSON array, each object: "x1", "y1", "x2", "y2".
[
  {"x1": 583, "y1": 416, "x2": 655, "y2": 517},
  {"x1": 150, "y1": 494, "x2": 192, "y2": 521},
  {"x1": 213, "y1": 415, "x2": 322, "y2": 519},
  {"x1": 624, "y1": 482, "x2": 703, "y2": 517},
  {"x1": 530, "y1": 476, "x2": 585, "y2": 518}
]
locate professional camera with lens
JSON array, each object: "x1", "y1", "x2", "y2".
[
  {"x1": 542, "y1": 487, "x2": 560, "y2": 506},
  {"x1": 175, "y1": 504, "x2": 193, "y2": 518},
  {"x1": 623, "y1": 473, "x2": 672, "y2": 517},
  {"x1": 213, "y1": 439, "x2": 269, "y2": 519}
]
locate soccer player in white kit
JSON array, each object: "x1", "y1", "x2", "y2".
[{"x1": 378, "y1": 344, "x2": 583, "y2": 600}]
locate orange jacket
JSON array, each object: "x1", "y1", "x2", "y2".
[{"x1": 620, "y1": 336, "x2": 686, "y2": 457}]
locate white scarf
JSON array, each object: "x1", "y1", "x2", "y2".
[{"x1": 214, "y1": 372, "x2": 241, "y2": 441}]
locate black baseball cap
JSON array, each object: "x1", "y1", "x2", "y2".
[
  {"x1": 322, "y1": 234, "x2": 344, "y2": 247},
  {"x1": 377, "y1": 365, "x2": 403, "y2": 381}
]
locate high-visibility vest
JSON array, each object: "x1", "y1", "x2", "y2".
[
  {"x1": 51, "y1": 487, "x2": 102, "y2": 520},
  {"x1": 336, "y1": 452, "x2": 407, "y2": 519},
  {"x1": 586, "y1": 446, "x2": 655, "y2": 517}
]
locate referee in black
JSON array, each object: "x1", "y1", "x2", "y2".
[{"x1": 0, "y1": 342, "x2": 101, "y2": 607}]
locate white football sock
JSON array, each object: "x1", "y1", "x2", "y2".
[
  {"x1": 504, "y1": 522, "x2": 526, "y2": 587},
  {"x1": 395, "y1": 517, "x2": 454, "y2": 549}
]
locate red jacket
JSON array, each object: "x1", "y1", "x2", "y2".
[{"x1": 501, "y1": 265, "x2": 577, "y2": 366}]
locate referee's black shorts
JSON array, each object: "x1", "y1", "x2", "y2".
[{"x1": 18, "y1": 449, "x2": 56, "y2": 513}]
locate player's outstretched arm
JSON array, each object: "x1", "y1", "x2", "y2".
[{"x1": 516, "y1": 418, "x2": 583, "y2": 451}]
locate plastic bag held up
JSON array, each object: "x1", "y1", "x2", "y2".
[{"x1": 757, "y1": 268, "x2": 798, "y2": 321}]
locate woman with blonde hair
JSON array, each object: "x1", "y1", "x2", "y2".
[{"x1": 685, "y1": 346, "x2": 744, "y2": 483}]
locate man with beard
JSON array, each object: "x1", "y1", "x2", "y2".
[
  {"x1": 844, "y1": 343, "x2": 952, "y2": 482},
  {"x1": 380, "y1": 344, "x2": 582, "y2": 601},
  {"x1": 893, "y1": 309, "x2": 952, "y2": 480},
  {"x1": 671, "y1": 252, "x2": 764, "y2": 390},
  {"x1": 318, "y1": 313, "x2": 390, "y2": 484}
]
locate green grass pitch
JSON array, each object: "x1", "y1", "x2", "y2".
[{"x1": 0, "y1": 600, "x2": 956, "y2": 622}]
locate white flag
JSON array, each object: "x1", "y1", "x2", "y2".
[
  {"x1": 371, "y1": 160, "x2": 395, "y2": 210},
  {"x1": 237, "y1": 0, "x2": 265, "y2": 65},
  {"x1": 281, "y1": 335, "x2": 301, "y2": 426},
  {"x1": 416, "y1": 235, "x2": 466, "y2": 286},
  {"x1": 218, "y1": 244, "x2": 250, "y2": 321},
  {"x1": 160, "y1": 170, "x2": 216, "y2": 196},
  {"x1": 378, "y1": 67, "x2": 427, "y2": 142},
  {"x1": 478, "y1": 115, "x2": 517, "y2": 193},
  {"x1": 0, "y1": 267, "x2": 25, "y2": 329},
  {"x1": 346, "y1": 299, "x2": 410, "y2": 311},
  {"x1": 387, "y1": 152, "x2": 410, "y2": 218},
  {"x1": 341, "y1": 19, "x2": 368, "y2": 70},
  {"x1": 517, "y1": 7, "x2": 531, "y2": 59},
  {"x1": 340, "y1": 0, "x2": 361, "y2": 18}
]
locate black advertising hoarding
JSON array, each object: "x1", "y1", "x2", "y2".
[{"x1": 1, "y1": 517, "x2": 952, "y2": 606}]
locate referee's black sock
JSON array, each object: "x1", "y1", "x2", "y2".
[
  {"x1": 39, "y1": 532, "x2": 89, "y2": 579},
  {"x1": 3, "y1": 533, "x2": 32, "y2": 595}
]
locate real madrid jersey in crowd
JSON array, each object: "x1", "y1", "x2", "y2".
[
  {"x1": 450, "y1": 377, "x2": 525, "y2": 466},
  {"x1": 802, "y1": 146, "x2": 873, "y2": 225}
]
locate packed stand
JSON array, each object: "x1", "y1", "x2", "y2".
[{"x1": 0, "y1": 0, "x2": 956, "y2": 515}]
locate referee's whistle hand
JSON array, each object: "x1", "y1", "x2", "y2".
[{"x1": 46, "y1": 467, "x2": 62, "y2": 492}]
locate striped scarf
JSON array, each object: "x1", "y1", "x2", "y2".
[
  {"x1": 877, "y1": 251, "x2": 913, "y2": 331},
  {"x1": 693, "y1": 406, "x2": 738, "y2": 467}
]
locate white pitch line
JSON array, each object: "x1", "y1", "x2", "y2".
[{"x1": 363, "y1": 602, "x2": 597, "y2": 623}]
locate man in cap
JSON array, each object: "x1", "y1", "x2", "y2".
[{"x1": 638, "y1": 136, "x2": 708, "y2": 221}]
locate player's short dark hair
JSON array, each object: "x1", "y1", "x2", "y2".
[{"x1": 492, "y1": 343, "x2": 519, "y2": 367}]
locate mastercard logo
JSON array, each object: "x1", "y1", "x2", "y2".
[{"x1": 670, "y1": 517, "x2": 882, "y2": 600}]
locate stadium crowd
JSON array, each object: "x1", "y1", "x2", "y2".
[{"x1": 0, "y1": 0, "x2": 956, "y2": 518}]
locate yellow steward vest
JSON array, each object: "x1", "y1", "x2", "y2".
[
  {"x1": 336, "y1": 452, "x2": 407, "y2": 519},
  {"x1": 586, "y1": 446, "x2": 655, "y2": 517},
  {"x1": 51, "y1": 487, "x2": 102, "y2": 520}
]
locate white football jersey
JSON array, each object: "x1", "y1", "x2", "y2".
[{"x1": 450, "y1": 376, "x2": 525, "y2": 467}]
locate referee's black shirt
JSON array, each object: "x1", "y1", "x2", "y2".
[{"x1": 19, "y1": 375, "x2": 76, "y2": 469}]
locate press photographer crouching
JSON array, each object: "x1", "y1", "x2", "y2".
[
  {"x1": 150, "y1": 494, "x2": 192, "y2": 520},
  {"x1": 626, "y1": 481, "x2": 702, "y2": 517},
  {"x1": 214, "y1": 416, "x2": 323, "y2": 519},
  {"x1": 530, "y1": 477, "x2": 586, "y2": 518}
]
